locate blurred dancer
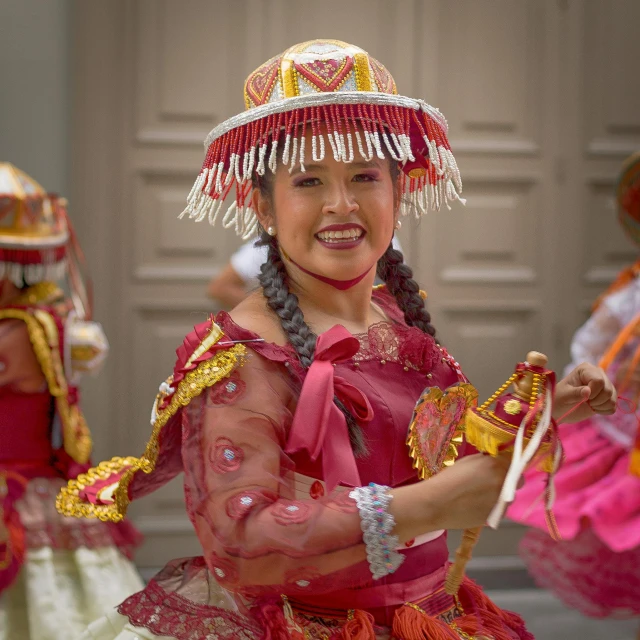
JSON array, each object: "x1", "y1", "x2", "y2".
[
  {"x1": 509, "y1": 152, "x2": 640, "y2": 636},
  {"x1": 0, "y1": 163, "x2": 143, "y2": 640}
]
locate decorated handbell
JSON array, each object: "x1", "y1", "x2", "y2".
[
  {"x1": 445, "y1": 351, "x2": 562, "y2": 596},
  {"x1": 464, "y1": 351, "x2": 558, "y2": 473}
]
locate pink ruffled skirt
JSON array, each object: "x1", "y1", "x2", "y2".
[{"x1": 508, "y1": 415, "x2": 640, "y2": 617}]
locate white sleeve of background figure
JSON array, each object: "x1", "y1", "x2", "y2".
[
  {"x1": 567, "y1": 277, "x2": 640, "y2": 372},
  {"x1": 229, "y1": 241, "x2": 269, "y2": 288},
  {"x1": 391, "y1": 235, "x2": 403, "y2": 253}
]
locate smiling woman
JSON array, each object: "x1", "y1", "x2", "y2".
[{"x1": 59, "y1": 40, "x2": 615, "y2": 640}]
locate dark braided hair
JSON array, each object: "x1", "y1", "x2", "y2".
[{"x1": 376, "y1": 244, "x2": 438, "y2": 340}]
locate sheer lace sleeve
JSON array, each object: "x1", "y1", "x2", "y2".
[{"x1": 181, "y1": 350, "x2": 369, "y2": 595}]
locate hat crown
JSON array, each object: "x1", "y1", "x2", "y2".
[
  {"x1": 0, "y1": 162, "x2": 68, "y2": 248},
  {"x1": 244, "y1": 39, "x2": 397, "y2": 109}
]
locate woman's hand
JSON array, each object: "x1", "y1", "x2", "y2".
[
  {"x1": 425, "y1": 453, "x2": 512, "y2": 530},
  {"x1": 392, "y1": 453, "x2": 512, "y2": 539},
  {"x1": 553, "y1": 362, "x2": 617, "y2": 423}
]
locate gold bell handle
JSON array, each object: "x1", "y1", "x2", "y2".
[
  {"x1": 513, "y1": 351, "x2": 548, "y2": 401},
  {"x1": 444, "y1": 526, "x2": 483, "y2": 595}
]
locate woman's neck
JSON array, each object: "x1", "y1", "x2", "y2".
[{"x1": 288, "y1": 266, "x2": 383, "y2": 335}]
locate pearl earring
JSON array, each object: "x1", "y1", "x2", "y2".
[
  {"x1": 395, "y1": 220, "x2": 402, "y2": 230},
  {"x1": 267, "y1": 226, "x2": 277, "y2": 236}
]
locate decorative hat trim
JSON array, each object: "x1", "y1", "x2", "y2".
[
  {"x1": 204, "y1": 93, "x2": 445, "y2": 147},
  {"x1": 181, "y1": 96, "x2": 463, "y2": 239},
  {"x1": 0, "y1": 259, "x2": 67, "y2": 287},
  {"x1": 0, "y1": 231, "x2": 69, "y2": 249}
]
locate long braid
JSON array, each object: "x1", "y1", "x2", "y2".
[
  {"x1": 257, "y1": 231, "x2": 367, "y2": 455},
  {"x1": 377, "y1": 242, "x2": 438, "y2": 340}
]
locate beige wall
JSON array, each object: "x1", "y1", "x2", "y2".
[
  {"x1": 5, "y1": 1, "x2": 639, "y2": 573},
  {"x1": 0, "y1": 0, "x2": 71, "y2": 195}
]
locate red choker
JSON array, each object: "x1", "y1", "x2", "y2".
[{"x1": 281, "y1": 247, "x2": 373, "y2": 291}]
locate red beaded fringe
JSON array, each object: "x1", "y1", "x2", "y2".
[{"x1": 181, "y1": 103, "x2": 464, "y2": 238}]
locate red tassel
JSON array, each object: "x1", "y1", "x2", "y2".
[
  {"x1": 459, "y1": 579, "x2": 534, "y2": 640},
  {"x1": 392, "y1": 604, "x2": 459, "y2": 640},
  {"x1": 252, "y1": 602, "x2": 290, "y2": 640},
  {"x1": 455, "y1": 612, "x2": 515, "y2": 640},
  {"x1": 340, "y1": 609, "x2": 376, "y2": 639}
]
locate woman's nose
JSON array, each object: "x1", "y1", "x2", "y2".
[{"x1": 323, "y1": 183, "x2": 359, "y2": 216}]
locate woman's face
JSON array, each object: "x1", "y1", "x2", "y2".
[{"x1": 254, "y1": 127, "x2": 398, "y2": 285}]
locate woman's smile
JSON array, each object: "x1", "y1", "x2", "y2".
[{"x1": 316, "y1": 222, "x2": 366, "y2": 249}]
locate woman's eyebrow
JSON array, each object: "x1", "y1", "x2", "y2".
[
  {"x1": 351, "y1": 161, "x2": 382, "y2": 169},
  {"x1": 290, "y1": 163, "x2": 327, "y2": 176},
  {"x1": 289, "y1": 160, "x2": 381, "y2": 176}
]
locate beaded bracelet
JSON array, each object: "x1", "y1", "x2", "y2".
[{"x1": 349, "y1": 483, "x2": 405, "y2": 580}]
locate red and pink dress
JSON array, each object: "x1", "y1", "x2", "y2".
[{"x1": 77, "y1": 287, "x2": 533, "y2": 640}]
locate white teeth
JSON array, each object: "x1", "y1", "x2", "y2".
[{"x1": 317, "y1": 228, "x2": 363, "y2": 242}]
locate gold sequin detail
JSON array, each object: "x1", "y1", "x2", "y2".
[
  {"x1": 56, "y1": 324, "x2": 247, "y2": 521},
  {"x1": 503, "y1": 398, "x2": 523, "y2": 415},
  {"x1": 353, "y1": 53, "x2": 372, "y2": 91}
]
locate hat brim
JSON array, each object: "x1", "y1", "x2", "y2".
[{"x1": 183, "y1": 92, "x2": 464, "y2": 238}]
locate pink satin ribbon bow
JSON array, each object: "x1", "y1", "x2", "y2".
[{"x1": 287, "y1": 325, "x2": 374, "y2": 490}]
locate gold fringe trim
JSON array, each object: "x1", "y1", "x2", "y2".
[
  {"x1": 464, "y1": 410, "x2": 554, "y2": 472},
  {"x1": 0, "y1": 308, "x2": 91, "y2": 464},
  {"x1": 464, "y1": 411, "x2": 514, "y2": 457},
  {"x1": 55, "y1": 456, "x2": 141, "y2": 522},
  {"x1": 56, "y1": 324, "x2": 247, "y2": 521}
]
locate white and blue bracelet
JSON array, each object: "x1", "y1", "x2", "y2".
[{"x1": 349, "y1": 483, "x2": 405, "y2": 580}]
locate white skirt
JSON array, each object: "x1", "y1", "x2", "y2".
[
  {"x1": 81, "y1": 610, "x2": 170, "y2": 640},
  {"x1": 0, "y1": 546, "x2": 143, "y2": 640}
]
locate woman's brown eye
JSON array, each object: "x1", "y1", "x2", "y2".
[{"x1": 296, "y1": 178, "x2": 320, "y2": 187}]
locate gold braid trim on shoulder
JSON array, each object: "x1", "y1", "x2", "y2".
[
  {"x1": 0, "y1": 308, "x2": 65, "y2": 395},
  {"x1": 56, "y1": 323, "x2": 247, "y2": 521},
  {"x1": 13, "y1": 282, "x2": 65, "y2": 307},
  {"x1": 0, "y1": 308, "x2": 92, "y2": 464}
]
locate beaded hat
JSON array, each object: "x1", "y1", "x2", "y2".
[
  {"x1": 0, "y1": 162, "x2": 93, "y2": 319},
  {"x1": 617, "y1": 152, "x2": 640, "y2": 246},
  {"x1": 181, "y1": 39, "x2": 463, "y2": 239},
  {"x1": 0, "y1": 163, "x2": 69, "y2": 286}
]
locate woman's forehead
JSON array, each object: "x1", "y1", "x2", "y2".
[{"x1": 287, "y1": 158, "x2": 387, "y2": 176}]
